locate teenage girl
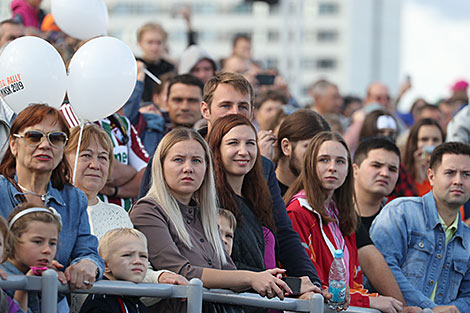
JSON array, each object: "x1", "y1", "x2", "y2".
[{"x1": 284, "y1": 131, "x2": 403, "y2": 313}]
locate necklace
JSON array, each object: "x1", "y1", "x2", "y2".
[{"x1": 17, "y1": 182, "x2": 47, "y2": 202}]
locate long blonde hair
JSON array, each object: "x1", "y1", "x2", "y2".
[{"x1": 145, "y1": 128, "x2": 227, "y2": 264}]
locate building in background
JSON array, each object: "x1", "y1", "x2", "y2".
[{"x1": 0, "y1": 0, "x2": 402, "y2": 104}]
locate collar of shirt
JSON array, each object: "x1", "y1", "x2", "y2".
[{"x1": 438, "y1": 212, "x2": 459, "y2": 245}]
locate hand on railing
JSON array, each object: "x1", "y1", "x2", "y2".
[
  {"x1": 64, "y1": 259, "x2": 98, "y2": 290},
  {"x1": 249, "y1": 268, "x2": 292, "y2": 300},
  {"x1": 369, "y1": 295, "x2": 403, "y2": 313},
  {"x1": 158, "y1": 272, "x2": 189, "y2": 286},
  {"x1": 299, "y1": 276, "x2": 322, "y2": 294},
  {"x1": 430, "y1": 305, "x2": 459, "y2": 313},
  {"x1": 404, "y1": 306, "x2": 427, "y2": 313}
]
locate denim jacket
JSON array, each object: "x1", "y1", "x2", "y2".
[
  {"x1": 370, "y1": 191, "x2": 470, "y2": 311},
  {"x1": 122, "y1": 80, "x2": 166, "y2": 156},
  {"x1": 0, "y1": 175, "x2": 104, "y2": 278}
]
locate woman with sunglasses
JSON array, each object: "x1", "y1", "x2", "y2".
[{"x1": 0, "y1": 104, "x2": 104, "y2": 294}]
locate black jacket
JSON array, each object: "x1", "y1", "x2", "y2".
[
  {"x1": 79, "y1": 293, "x2": 147, "y2": 313},
  {"x1": 231, "y1": 195, "x2": 279, "y2": 272}
]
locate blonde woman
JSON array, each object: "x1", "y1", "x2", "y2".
[
  {"x1": 130, "y1": 127, "x2": 291, "y2": 313},
  {"x1": 65, "y1": 124, "x2": 185, "y2": 312}
]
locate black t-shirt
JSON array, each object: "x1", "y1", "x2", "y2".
[
  {"x1": 356, "y1": 220, "x2": 373, "y2": 249},
  {"x1": 136, "y1": 57, "x2": 175, "y2": 102},
  {"x1": 360, "y1": 211, "x2": 381, "y2": 234},
  {"x1": 278, "y1": 180, "x2": 289, "y2": 198}
]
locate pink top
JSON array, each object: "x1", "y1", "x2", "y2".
[
  {"x1": 326, "y1": 201, "x2": 351, "y2": 283},
  {"x1": 10, "y1": 0, "x2": 40, "y2": 28},
  {"x1": 263, "y1": 226, "x2": 276, "y2": 269}
]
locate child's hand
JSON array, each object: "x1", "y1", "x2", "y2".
[
  {"x1": 50, "y1": 260, "x2": 67, "y2": 285},
  {"x1": 56, "y1": 271, "x2": 67, "y2": 285},
  {"x1": 51, "y1": 260, "x2": 64, "y2": 271},
  {"x1": 0, "y1": 268, "x2": 7, "y2": 280},
  {"x1": 158, "y1": 272, "x2": 188, "y2": 285}
]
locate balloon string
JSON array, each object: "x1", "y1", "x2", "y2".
[
  {"x1": 144, "y1": 69, "x2": 162, "y2": 84},
  {"x1": 72, "y1": 122, "x2": 84, "y2": 185}
]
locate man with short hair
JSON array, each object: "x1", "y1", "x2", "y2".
[
  {"x1": 0, "y1": 19, "x2": 24, "y2": 48},
  {"x1": 123, "y1": 71, "x2": 203, "y2": 156},
  {"x1": 309, "y1": 79, "x2": 343, "y2": 115},
  {"x1": 140, "y1": 72, "x2": 323, "y2": 293},
  {"x1": 365, "y1": 82, "x2": 392, "y2": 109},
  {"x1": 165, "y1": 74, "x2": 203, "y2": 128},
  {"x1": 200, "y1": 72, "x2": 254, "y2": 128},
  {"x1": 353, "y1": 137, "x2": 400, "y2": 231},
  {"x1": 232, "y1": 33, "x2": 252, "y2": 60},
  {"x1": 371, "y1": 142, "x2": 470, "y2": 312}
]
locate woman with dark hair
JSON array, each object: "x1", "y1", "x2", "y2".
[
  {"x1": 0, "y1": 104, "x2": 104, "y2": 295},
  {"x1": 208, "y1": 114, "x2": 276, "y2": 273},
  {"x1": 400, "y1": 118, "x2": 444, "y2": 196},
  {"x1": 359, "y1": 109, "x2": 398, "y2": 143},
  {"x1": 285, "y1": 131, "x2": 403, "y2": 312}
]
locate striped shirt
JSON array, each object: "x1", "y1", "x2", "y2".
[{"x1": 97, "y1": 115, "x2": 149, "y2": 211}]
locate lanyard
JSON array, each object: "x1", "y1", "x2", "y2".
[
  {"x1": 117, "y1": 297, "x2": 129, "y2": 313},
  {"x1": 297, "y1": 198, "x2": 345, "y2": 257}
]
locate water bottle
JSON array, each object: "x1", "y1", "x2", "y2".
[{"x1": 328, "y1": 249, "x2": 347, "y2": 310}]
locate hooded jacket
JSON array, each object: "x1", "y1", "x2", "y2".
[
  {"x1": 178, "y1": 45, "x2": 217, "y2": 75},
  {"x1": 10, "y1": 0, "x2": 44, "y2": 28}
]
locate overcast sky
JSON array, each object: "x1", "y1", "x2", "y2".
[{"x1": 400, "y1": 0, "x2": 470, "y2": 110}]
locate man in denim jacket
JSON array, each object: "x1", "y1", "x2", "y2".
[{"x1": 371, "y1": 142, "x2": 470, "y2": 312}]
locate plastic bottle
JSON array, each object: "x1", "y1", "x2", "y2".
[{"x1": 328, "y1": 249, "x2": 347, "y2": 310}]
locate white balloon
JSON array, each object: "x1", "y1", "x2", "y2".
[
  {"x1": 67, "y1": 36, "x2": 137, "y2": 121},
  {"x1": 51, "y1": 0, "x2": 108, "y2": 40},
  {"x1": 0, "y1": 36, "x2": 67, "y2": 113}
]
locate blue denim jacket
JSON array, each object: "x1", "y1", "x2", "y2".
[
  {"x1": 122, "y1": 80, "x2": 166, "y2": 156},
  {"x1": 0, "y1": 175, "x2": 104, "y2": 278},
  {"x1": 370, "y1": 191, "x2": 470, "y2": 311}
]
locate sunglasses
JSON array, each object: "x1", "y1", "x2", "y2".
[{"x1": 13, "y1": 130, "x2": 68, "y2": 148}]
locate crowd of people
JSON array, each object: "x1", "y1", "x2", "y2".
[{"x1": 1, "y1": 2, "x2": 470, "y2": 313}]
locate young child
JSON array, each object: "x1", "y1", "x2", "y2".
[
  {"x1": 217, "y1": 209, "x2": 237, "y2": 255},
  {"x1": 0, "y1": 215, "x2": 25, "y2": 313},
  {"x1": 79, "y1": 228, "x2": 148, "y2": 313},
  {"x1": 1, "y1": 203, "x2": 66, "y2": 313}
]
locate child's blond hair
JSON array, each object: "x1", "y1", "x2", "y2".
[
  {"x1": 218, "y1": 208, "x2": 237, "y2": 231},
  {"x1": 98, "y1": 228, "x2": 148, "y2": 261}
]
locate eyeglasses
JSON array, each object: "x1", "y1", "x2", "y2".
[{"x1": 13, "y1": 130, "x2": 68, "y2": 148}]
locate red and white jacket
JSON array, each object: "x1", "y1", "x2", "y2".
[{"x1": 287, "y1": 196, "x2": 378, "y2": 308}]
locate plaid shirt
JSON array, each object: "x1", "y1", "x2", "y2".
[{"x1": 387, "y1": 163, "x2": 417, "y2": 203}]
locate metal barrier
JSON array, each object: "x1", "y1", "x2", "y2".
[
  {"x1": 204, "y1": 288, "x2": 324, "y2": 312},
  {"x1": 0, "y1": 270, "x2": 203, "y2": 313},
  {"x1": 0, "y1": 270, "x2": 434, "y2": 313}
]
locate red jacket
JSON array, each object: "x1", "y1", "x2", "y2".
[{"x1": 287, "y1": 197, "x2": 377, "y2": 308}]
